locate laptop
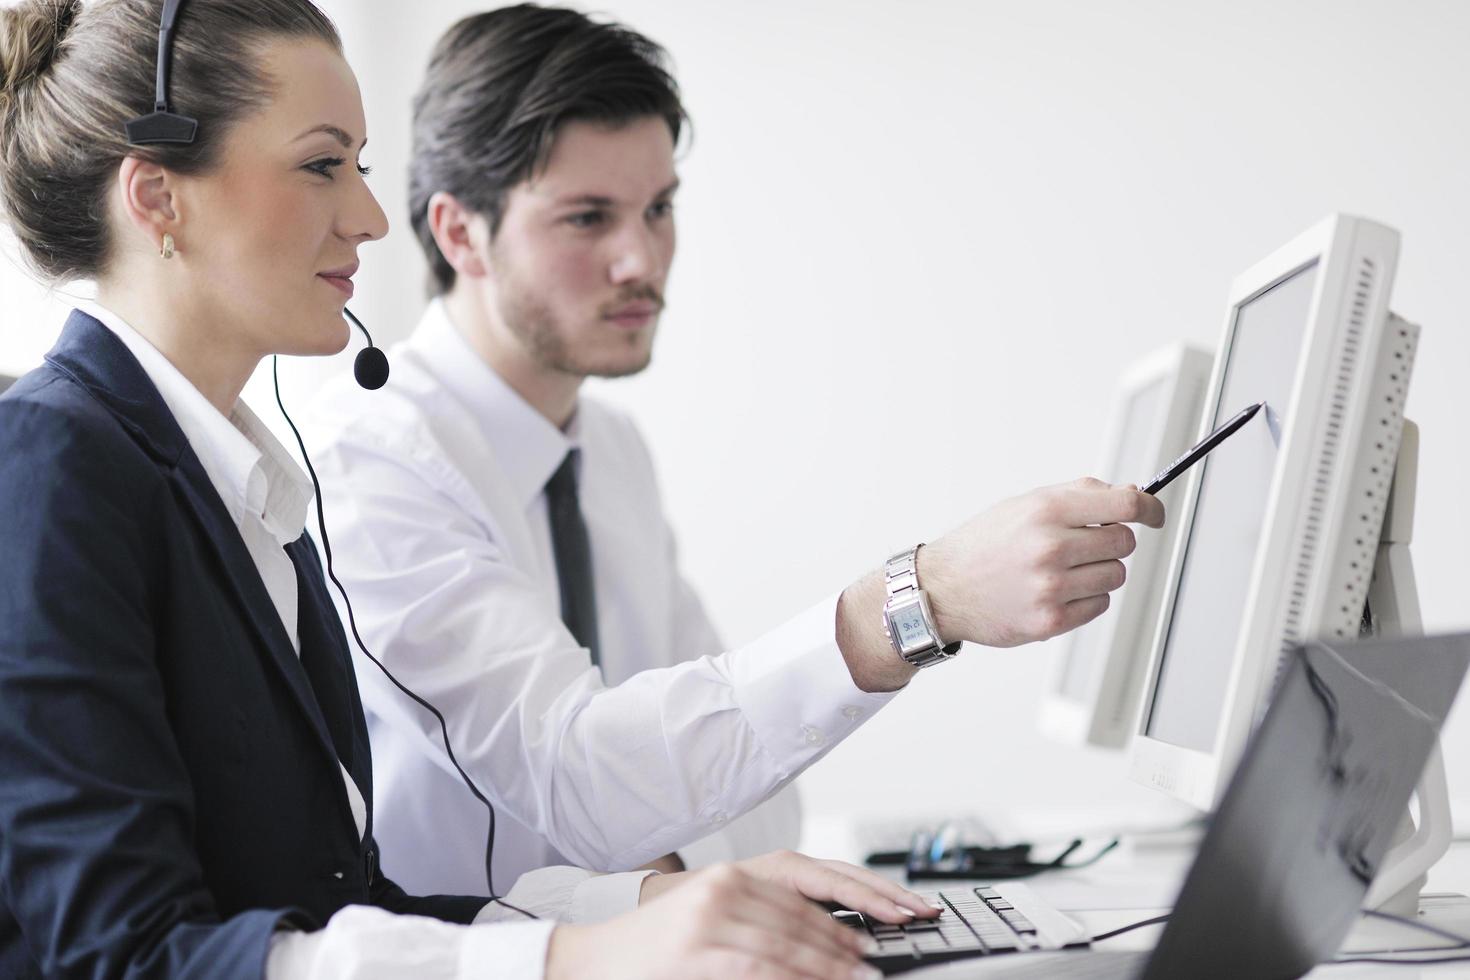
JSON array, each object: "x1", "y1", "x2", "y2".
[{"x1": 835, "y1": 632, "x2": 1470, "y2": 977}]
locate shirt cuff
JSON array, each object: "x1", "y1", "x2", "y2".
[
  {"x1": 568, "y1": 870, "x2": 658, "y2": 923},
  {"x1": 471, "y1": 866, "x2": 653, "y2": 925},
  {"x1": 458, "y1": 920, "x2": 556, "y2": 978},
  {"x1": 726, "y1": 594, "x2": 896, "y2": 776},
  {"x1": 267, "y1": 905, "x2": 555, "y2": 980}
]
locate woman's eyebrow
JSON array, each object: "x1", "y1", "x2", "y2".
[{"x1": 293, "y1": 123, "x2": 364, "y2": 149}]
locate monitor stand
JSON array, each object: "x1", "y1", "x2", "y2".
[{"x1": 1356, "y1": 420, "x2": 1451, "y2": 916}]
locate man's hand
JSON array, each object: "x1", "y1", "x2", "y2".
[
  {"x1": 640, "y1": 849, "x2": 939, "y2": 924},
  {"x1": 838, "y1": 478, "x2": 1166, "y2": 691},
  {"x1": 924, "y1": 477, "x2": 1165, "y2": 646},
  {"x1": 546, "y1": 862, "x2": 884, "y2": 980}
]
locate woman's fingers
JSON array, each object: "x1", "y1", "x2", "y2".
[{"x1": 815, "y1": 859, "x2": 940, "y2": 919}]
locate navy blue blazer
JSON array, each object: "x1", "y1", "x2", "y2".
[{"x1": 0, "y1": 312, "x2": 485, "y2": 978}]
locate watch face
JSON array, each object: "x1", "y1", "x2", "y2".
[{"x1": 891, "y1": 602, "x2": 933, "y2": 653}]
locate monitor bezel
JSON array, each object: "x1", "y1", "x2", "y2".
[
  {"x1": 1039, "y1": 342, "x2": 1212, "y2": 749},
  {"x1": 1129, "y1": 214, "x2": 1402, "y2": 810}
]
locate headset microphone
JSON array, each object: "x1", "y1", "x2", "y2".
[{"x1": 343, "y1": 308, "x2": 390, "y2": 390}]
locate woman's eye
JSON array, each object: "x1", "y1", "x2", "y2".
[
  {"x1": 648, "y1": 200, "x2": 674, "y2": 220},
  {"x1": 357, "y1": 164, "x2": 373, "y2": 177},
  {"x1": 305, "y1": 157, "x2": 346, "y2": 178}
]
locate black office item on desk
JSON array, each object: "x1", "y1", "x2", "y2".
[
  {"x1": 900, "y1": 835, "x2": 1120, "y2": 881},
  {"x1": 841, "y1": 632, "x2": 1470, "y2": 977}
]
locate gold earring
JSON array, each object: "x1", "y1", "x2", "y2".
[{"x1": 160, "y1": 233, "x2": 175, "y2": 260}]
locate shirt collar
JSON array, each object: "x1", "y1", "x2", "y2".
[
  {"x1": 405, "y1": 298, "x2": 581, "y2": 508},
  {"x1": 79, "y1": 301, "x2": 313, "y2": 547}
]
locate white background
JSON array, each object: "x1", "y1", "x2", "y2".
[{"x1": 4, "y1": 0, "x2": 1468, "y2": 836}]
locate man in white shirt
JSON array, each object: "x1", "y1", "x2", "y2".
[
  {"x1": 304, "y1": 3, "x2": 1162, "y2": 903},
  {"x1": 310, "y1": 294, "x2": 802, "y2": 892}
]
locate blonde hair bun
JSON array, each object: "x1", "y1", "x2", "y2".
[{"x1": 0, "y1": 0, "x2": 81, "y2": 104}]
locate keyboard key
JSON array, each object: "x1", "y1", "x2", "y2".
[{"x1": 1002, "y1": 913, "x2": 1037, "y2": 934}]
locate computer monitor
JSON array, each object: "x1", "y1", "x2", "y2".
[
  {"x1": 1130, "y1": 214, "x2": 1420, "y2": 813},
  {"x1": 1040, "y1": 344, "x2": 1212, "y2": 749}
]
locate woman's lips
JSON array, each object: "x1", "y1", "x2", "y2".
[{"x1": 318, "y1": 274, "x2": 355, "y2": 299}]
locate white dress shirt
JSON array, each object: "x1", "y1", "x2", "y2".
[
  {"x1": 79, "y1": 303, "x2": 648, "y2": 980},
  {"x1": 303, "y1": 300, "x2": 895, "y2": 897}
]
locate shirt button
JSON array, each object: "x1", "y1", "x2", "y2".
[
  {"x1": 332, "y1": 871, "x2": 344, "y2": 880},
  {"x1": 842, "y1": 705, "x2": 862, "y2": 720},
  {"x1": 712, "y1": 811, "x2": 728, "y2": 826},
  {"x1": 801, "y1": 725, "x2": 826, "y2": 747}
]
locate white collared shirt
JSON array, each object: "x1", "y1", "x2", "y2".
[
  {"x1": 80, "y1": 303, "x2": 646, "y2": 980},
  {"x1": 303, "y1": 300, "x2": 894, "y2": 896}
]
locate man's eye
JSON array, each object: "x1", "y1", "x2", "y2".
[
  {"x1": 567, "y1": 210, "x2": 607, "y2": 228},
  {"x1": 305, "y1": 157, "x2": 346, "y2": 178},
  {"x1": 648, "y1": 200, "x2": 675, "y2": 220}
]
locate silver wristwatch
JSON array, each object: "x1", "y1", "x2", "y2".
[{"x1": 882, "y1": 546, "x2": 961, "y2": 668}]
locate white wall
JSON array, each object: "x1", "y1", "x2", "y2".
[{"x1": 4, "y1": 0, "x2": 1468, "y2": 831}]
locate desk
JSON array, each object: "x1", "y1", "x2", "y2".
[{"x1": 805, "y1": 815, "x2": 1470, "y2": 977}]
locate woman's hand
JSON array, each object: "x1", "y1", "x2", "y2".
[
  {"x1": 546, "y1": 862, "x2": 883, "y2": 980},
  {"x1": 639, "y1": 849, "x2": 939, "y2": 924},
  {"x1": 733, "y1": 849, "x2": 939, "y2": 923}
]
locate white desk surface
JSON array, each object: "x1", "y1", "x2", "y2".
[{"x1": 803, "y1": 813, "x2": 1470, "y2": 977}]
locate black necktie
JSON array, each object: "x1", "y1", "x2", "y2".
[{"x1": 545, "y1": 451, "x2": 601, "y2": 669}]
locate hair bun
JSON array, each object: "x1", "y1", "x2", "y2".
[{"x1": 1, "y1": 0, "x2": 81, "y2": 102}]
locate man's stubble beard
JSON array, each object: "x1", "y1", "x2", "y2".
[{"x1": 498, "y1": 280, "x2": 658, "y2": 381}]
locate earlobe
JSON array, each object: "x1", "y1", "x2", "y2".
[
  {"x1": 427, "y1": 191, "x2": 489, "y2": 279},
  {"x1": 116, "y1": 156, "x2": 181, "y2": 249}
]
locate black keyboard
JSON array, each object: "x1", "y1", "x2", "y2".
[{"x1": 835, "y1": 886, "x2": 1046, "y2": 974}]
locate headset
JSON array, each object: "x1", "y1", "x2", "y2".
[{"x1": 126, "y1": 0, "x2": 530, "y2": 918}]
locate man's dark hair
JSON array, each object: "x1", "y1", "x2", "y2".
[{"x1": 409, "y1": 3, "x2": 687, "y2": 296}]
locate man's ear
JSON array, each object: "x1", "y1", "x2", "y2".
[
  {"x1": 427, "y1": 191, "x2": 491, "y2": 280},
  {"x1": 117, "y1": 155, "x2": 182, "y2": 254}
]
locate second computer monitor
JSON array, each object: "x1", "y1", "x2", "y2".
[
  {"x1": 1040, "y1": 343, "x2": 1212, "y2": 749},
  {"x1": 1130, "y1": 214, "x2": 1419, "y2": 811}
]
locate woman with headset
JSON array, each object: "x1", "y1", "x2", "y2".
[{"x1": 0, "y1": 1, "x2": 945, "y2": 976}]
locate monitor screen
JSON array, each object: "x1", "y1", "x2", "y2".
[
  {"x1": 1143, "y1": 262, "x2": 1319, "y2": 752},
  {"x1": 1058, "y1": 376, "x2": 1170, "y2": 702}
]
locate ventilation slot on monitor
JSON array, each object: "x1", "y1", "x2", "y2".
[
  {"x1": 1323, "y1": 315, "x2": 1417, "y2": 641},
  {"x1": 1278, "y1": 259, "x2": 1377, "y2": 661}
]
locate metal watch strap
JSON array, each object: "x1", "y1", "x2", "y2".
[
  {"x1": 885, "y1": 548, "x2": 921, "y2": 602},
  {"x1": 883, "y1": 545, "x2": 961, "y2": 668}
]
